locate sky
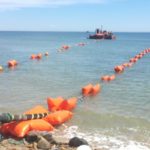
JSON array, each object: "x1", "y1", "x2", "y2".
[{"x1": 0, "y1": 0, "x2": 150, "y2": 32}]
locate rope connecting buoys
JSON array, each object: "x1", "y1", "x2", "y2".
[{"x1": 122, "y1": 62, "x2": 133, "y2": 68}]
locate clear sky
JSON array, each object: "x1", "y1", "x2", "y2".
[{"x1": 0, "y1": 0, "x2": 150, "y2": 32}]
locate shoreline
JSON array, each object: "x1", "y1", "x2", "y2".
[{"x1": 0, "y1": 124, "x2": 150, "y2": 150}]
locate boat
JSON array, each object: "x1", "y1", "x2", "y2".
[{"x1": 89, "y1": 28, "x2": 116, "y2": 40}]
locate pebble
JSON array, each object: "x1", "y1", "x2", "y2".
[
  {"x1": 69, "y1": 137, "x2": 88, "y2": 147},
  {"x1": 77, "y1": 145, "x2": 92, "y2": 150},
  {"x1": 37, "y1": 136, "x2": 51, "y2": 150}
]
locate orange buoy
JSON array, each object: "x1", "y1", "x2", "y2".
[
  {"x1": 82, "y1": 84, "x2": 93, "y2": 96},
  {"x1": 47, "y1": 97, "x2": 64, "y2": 112},
  {"x1": 8, "y1": 121, "x2": 31, "y2": 137},
  {"x1": 129, "y1": 58, "x2": 138, "y2": 63},
  {"x1": 135, "y1": 54, "x2": 142, "y2": 59},
  {"x1": 44, "y1": 110, "x2": 73, "y2": 126},
  {"x1": 30, "y1": 54, "x2": 36, "y2": 59},
  {"x1": 101, "y1": 75, "x2": 109, "y2": 81},
  {"x1": 114, "y1": 65, "x2": 124, "y2": 73},
  {"x1": 12, "y1": 60, "x2": 18, "y2": 65},
  {"x1": 144, "y1": 49, "x2": 149, "y2": 53},
  {"x1": 108, "y1": 74, "x2": 116, "y2": 81},
  {"x1": 36, "y1": 53, "x2": 42, "y2": 59},
  {"x1": 91, "y1": 84, "x2": 101, "y2": 96},
  {"x1": 59, "y1": 97, "x2": 77, "y2": 111},
  {"x1": 8, "y1": 60, "x2": 13, "y2": 67},
  {"x1": 29, "y1": 119, "x2": 54, "y2": 132},
  {"x1": 101, "y1": 75, "x2": 115, "y2": 82},
  {"x1": 62, "y1": 45, "x2": 70, "y2": 50},
  {"x1": 8, "y1": 60, "x2": 18, "y2": 67},
  {"x1": 8, "y1": 119, "x2": 54, "y2": 138},
  {"x1": 126, "y1": 62, "x2": 133, "y2": 67},
  {"x1": 45, "y1": 52, "x2": 49, "y2": 56}
]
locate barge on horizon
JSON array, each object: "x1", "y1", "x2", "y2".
[{"x1": 89, "y1": 28, "x2": 116, "y2": 40}]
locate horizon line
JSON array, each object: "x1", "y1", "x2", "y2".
[{"x1": 0, "y1": 30, "x2": 150, "y2": 33}]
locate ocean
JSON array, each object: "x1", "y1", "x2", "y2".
[{"x1": 0, "y1": 31, "x2": 150, "y2": 149}]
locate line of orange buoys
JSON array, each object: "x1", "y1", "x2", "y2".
[
  {"x1": 58, "y1": 42, "x2": 87, "y2": 52},
  {"x1": 99, "y1": 48, "x2": 150, "y2": 83},
  {"x1": 114, "y1": 48, "x2": 150, "y2": 74},
  {"x1": 0, "y1": 42, "x2": 100, "y2": 138},
  {"x1": 80, "y1": 48, "x2": 150, "y2": 97},
  {"x1": 0, "y1": 42, "x2": 86, "y2": 73},
  {"x1": 0, "y1": 47, "x2": 150, "y2": 138},
  {"x1": 30, "y1": 52, "x2": 49, "y2": 60}
]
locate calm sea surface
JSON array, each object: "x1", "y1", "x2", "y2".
[{"x1": 0, "y1": 31, "x2": 150, "y2": 149}]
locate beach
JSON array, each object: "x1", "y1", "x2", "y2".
[{"x1": 0, "y1": 31, "x2": 150, "y2": 149}]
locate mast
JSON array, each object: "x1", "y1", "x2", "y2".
[{"x1": 101, "y1": 25, "x2": 103, "y2": 32}]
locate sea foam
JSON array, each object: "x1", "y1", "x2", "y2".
[{"x1": 62, "y1": 126, "x2": 150, "y2": 150}]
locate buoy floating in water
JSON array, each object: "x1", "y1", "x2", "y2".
[
  {"x1": 47, "y1": 96, "x2": 77, "y2": 112},
  {"x1": 82, "y1": 83, "x2": 101, "y2": 96},
  {"x1": 129, "y1": 58, "x2": 138, "y2": 63},
  {"x1": 36, "y1": 53, "x2": 42, "y2": 59},
  {"x1": 30, "y1": 54, "x2": 36, "y2": 59},
  {"x1": 82, "y1": 84, "x2": 93, "y2": 96},
  {"x1": 44, "y1": 110, "x2": 73, "y2": 126},
  {"x1": 62, "y1": 45, "x2": 70, "y2": 50},
  {"x1": 0, "y1": 66, "x2": 3, "y2": 72},
  {"x1": 59, "y1": 97, "x2": 77, "y2": 111},
  {"x1": 8, "y1": 60, "x2": 18, "y2": 68},
  {"x1": 91, "y1": 84, "x2": 101, "y2": 96},
  {"x1": 45, "y1": 52, "x2": 49, "y2": 56},
  {"x1": 47, "y1": 97, "x2": 64, "y2": 112},
  {"x1": 30, "y1": 53, "x2": 42, "y2": 60},
  {"x1": 114, "y1": 65, "x2": 124, "y2": 73},
  {"x1": 101, "y1": 75, "x2": 116, "y2": 82}
]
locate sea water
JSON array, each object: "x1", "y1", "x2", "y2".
[{"x1": 0, "y1": 31, "x2": 150, "y2": 149}]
